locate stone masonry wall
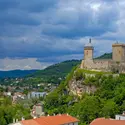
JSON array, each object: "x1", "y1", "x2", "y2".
[{"x1": 81, "y1": 59, "x2": 112, "y2": 71}]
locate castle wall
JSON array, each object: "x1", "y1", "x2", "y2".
[
  {"x1": 81, "y1": 59, "x2": 112, "y2": 71},
  {"x1": 109, "y1": 61, "x2": 125, "y2": 73},
  {"x1": 81, "y1": 41, "x2": 125, "y2": 73}
]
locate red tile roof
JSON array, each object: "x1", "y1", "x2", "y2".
[
  {"x1": 90, "y1": 118, "x2": 125, "y2": 125},
  {"x1": 21, "y1": 114, "x2": 79, "y2": 125},
  {"x1": 21, "y1": 119, "x2": 40, "y2": 125}
]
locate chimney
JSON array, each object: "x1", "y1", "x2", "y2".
[
  {"x1": 13, "y1": 118, "x2": 15, "y2": 123},
  {"x1": 33, "y1": 116, "x2": 37, "y2": 119},
  {"x1": 22, "y1": 117, "x2": 25, "y2": 121},
  {"x1": 16, "y1": 119, "x2": 18, "y2": 123},
  {"x1": 122, "y1": 111, "x2": 125, "y2": 115}
]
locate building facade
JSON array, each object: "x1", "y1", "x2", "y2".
[
  {"x1": 81, "y1": 39, "x2": 125, "y2": 73},
  {"x1": 27, "y1": 92, "x2": 47, "y2": 99},
  {"x1": 31, "y1": 103, "x2": 45, "y2": 118}
]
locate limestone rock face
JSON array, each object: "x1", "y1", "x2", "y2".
[{"x1": 68, "y1": 78, "x2": 97, "y2": 96}]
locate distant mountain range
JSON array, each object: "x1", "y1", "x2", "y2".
[
  {"x1": 0, "y1": 53, "x2": 112, "y2": 79},
  {"x1": 0, "y1": 70, "x2": 37, "y2": 78}
]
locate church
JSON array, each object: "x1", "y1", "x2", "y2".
[{"x1": 80, "y1": 39, "x2": 125, "y2": 73}]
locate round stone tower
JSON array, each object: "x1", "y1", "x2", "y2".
[{"x1": 84, "y1": 39, "x2": 94, "y2": 60}]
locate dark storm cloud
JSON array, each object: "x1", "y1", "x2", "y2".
[
  {"x1": 19, "y1": 0, "x2": 57, "y2": 13},
  {"x1": 42, "y1": 1, "x2": 119, "y2": 38},
  {"x1": 0, "y1": 0, "x2": 18, "y2": 10},
  {"x1": 0, "y1": 11, "x2": 40, "y2": 26},
  {"x1": 0, "y1": 0, "x2": 123, "y2": 70}
]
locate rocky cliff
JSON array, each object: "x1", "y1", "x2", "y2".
[
  {"x1": 68, "y1": 69, "x2": 97, "y2": 96},
  {"x1": 67, "y1": 68, "x2": 119, "y2": 96}
]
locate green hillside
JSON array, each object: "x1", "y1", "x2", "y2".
[
  {"x1": 29, "y1": 53, "x2": 112, "y2": 84},
  {"x1": 0, "y1": 53, "x2": 112, "y2": 80},
  {"x1": 29, "y1": 60, "x2": 81, "y2": 84},
  {"x1": 44, "y1": 67, "x2": 125, "y2": 125},
  {"x1": 95, "y1": 52, "x2": 112, "y2": 59}
]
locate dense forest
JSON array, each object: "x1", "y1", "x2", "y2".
[{"x1": 44, "y1": 66, "x2": 125, "y2": 125}]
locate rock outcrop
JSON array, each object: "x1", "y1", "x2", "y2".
[{"x1": 68, "y1": 76, "x2": 97, "y2": 96}]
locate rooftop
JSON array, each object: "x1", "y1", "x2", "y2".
[
  {"x1": 21, "y1": 114, "x2": 79, "y2": 125},
  {"x1": 84, "y1": 39, "x2": 93, "y2": 48},
  {"x1": 90, "y1": 118, "x2": 125, "y2": 125},
  {"x1": 112, "y1": 42, "x2": 125, "y2": 47}
]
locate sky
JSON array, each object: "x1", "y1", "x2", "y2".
[{"x1": 0, "y1": 0, "x2": 125, "y2": 70}]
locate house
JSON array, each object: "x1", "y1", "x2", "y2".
[
  {"x1": 27, "y1": 92, "x2": 47, "y2": 99},
  {"x1": 12, "y1": 92, "x2": 26, "y2": 104},
  {"x1": 9, "y1": 114, "x2": 79, "y2": 125},
  {"x1": 115, "y1": 111, "x2": 125, "y2": 120},
  {"x1": 90, "y1": 111, "x2": 125, "y2": 125},
  {"x1": 90, "y1": 118, "x2": 125, "y2": 125},
  {"x1": 31, "y1": 103, "x2": 45, "y2": 118},
  {"x1": 4, "y1": 92, "x2": 11, "y2": 96}
]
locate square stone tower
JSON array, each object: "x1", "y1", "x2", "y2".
[
  {"x1": 112, "y1": 43, "x2": 125, "y2": 62},
  {"x1": 84, "y1": 39, "x2": 94, "y2": 60}
]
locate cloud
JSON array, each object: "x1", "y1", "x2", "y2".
[
  {"x1": 41, "y1": 0, "x2": 119, "y2": 38},
  {"x1": 0, "y1": 0, "x2": 125, "y2": 70},
  {"x1": 0, "y1": 58, "x2": 51, "y2": 71}
]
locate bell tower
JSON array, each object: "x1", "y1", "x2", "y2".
[{"x1": 84, "y1": 39, "x2": 94, "y2": 60}]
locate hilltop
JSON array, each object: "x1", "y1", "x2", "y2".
[
  {"x1": 30, "y1": 53, "x2": 112, "y2": 84},
  {"x1": 0, "y1": 53, "x2": 112, "y2": 80},
  {"x1": 29, "y1": 60, "x2": 81, "y2": 84},
  {"x1": 44, "y1": 66, "x2": 125, "y2": 125},
  {"x1": 95, "y1": 53, "x2": 112, "y2": 59}
]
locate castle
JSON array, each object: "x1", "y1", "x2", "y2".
[{"x1": 80, "y1": 39, "x2": 125, "y2": 73}]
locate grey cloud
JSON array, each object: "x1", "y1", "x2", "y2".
[
  {"x1": 0, "y1": 58, "x2": 51, "y2": 71},
  {"x1": 0, "y1": 0, "x2": 18, "y2": 11},
  {"x1": 42, "y1": 0, "x2": 119, "y2": 38},
  {"x1": 0, "y1": 9, "x2": 40, "y2": 26},
  {"x1": 0, "y1": 0, "x2": 124, "y2": 70},
  {"x1": 19, "y1": 0, "x2": 57, "y2": 13}
]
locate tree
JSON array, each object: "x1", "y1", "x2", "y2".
[{"x1": 101, "y1": 100, "x2": 119, "y2": 118}]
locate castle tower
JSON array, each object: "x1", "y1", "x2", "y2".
[
  {"x1": 112, "y1": 43, "x2": 125, "y2": 62},
  {"x1": 84, "y1": 39, "x2": 94, "y2": 60}
]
